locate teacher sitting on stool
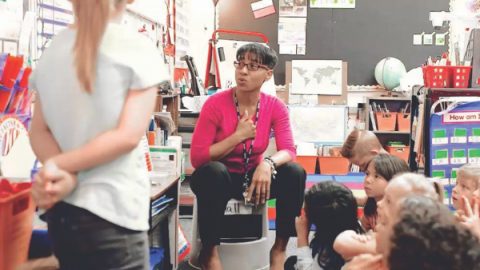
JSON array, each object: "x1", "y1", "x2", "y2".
[{"x1": 190, "y1": 43, "x2": 306, "y2": 270}]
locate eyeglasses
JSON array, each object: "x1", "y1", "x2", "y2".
[{"x1": 233, "y1": 61, "x2": 270, "y2": 71}]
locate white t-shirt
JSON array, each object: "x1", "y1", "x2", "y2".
[
  {"x1": 30, "y1": 22, "x2": 166, "y2": 231},
  {"x1": 295, "y1": 246, "x2": 323, "y2": 270}
]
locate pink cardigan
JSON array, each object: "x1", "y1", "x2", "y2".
[{"x1": 190, "y1": 88, "x2": 296, "y2": 173}]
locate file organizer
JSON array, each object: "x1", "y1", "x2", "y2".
[{"x1": 0, "y1": 55, "x2": 24, "y2": 113}]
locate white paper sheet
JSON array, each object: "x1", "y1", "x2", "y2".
[{"x1": 291, "y1": 60, "x2": 343, "y2": 95}]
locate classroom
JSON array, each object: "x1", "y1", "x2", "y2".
[{"x1": 1, "y1": 0, "x2": 480, "y2": 269}]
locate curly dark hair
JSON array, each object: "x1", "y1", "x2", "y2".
[
  {"x1": 305, "y1": 181, "x2": 363, "y2": 270},
  {"x1": 236, "y1": 43, "x2": 278, "y2": 69},
  {"x1": 388, "y1": 195, "x2": 480, "y2": 270},
  {"x1": 364, "y1": 154, "x2": 409, "y2": 218}
]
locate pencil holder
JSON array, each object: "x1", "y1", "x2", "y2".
[
  {"x1": 396, "y1": 113, "x2": 410, "y2": 132},
  {"x1": 376, "y1": 112, "x2": 396, "y2": 131}
]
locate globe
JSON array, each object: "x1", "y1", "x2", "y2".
[{"x1": 374, "y1": 57, "x2": 407, "y2": 90}]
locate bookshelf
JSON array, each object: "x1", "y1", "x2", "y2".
[{"x1": 366, "y1": 96, "x2": 412, "y2": 162}]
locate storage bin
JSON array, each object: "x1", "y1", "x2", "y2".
[
  {"x1": 0, "y1": 179, "x2": 35, "y2": 270},
  {"x1": 386, "y1": 145, "x2": 410, "y2": 163},
  {"x1": 422, "y1": 65, "x2": 452, "y2": 88},
  {"x1": 376, "y1": 112, "x2": 396, "y2": 131},
  {"x1": 396, "y1": 113, "x2": 410, "y2": 132},
  {"x1": 422, "y1": 65, "x2": 472, "y2": 88},
  {"x1": 451, "y1": 66, "x2": 472, "y2": 88},
  {"x1": 318, "y1": 156, "x2": 350, "y2": 175},
  {"x1": 296, "y1": 156, "x2": 317, "y2": 174}
]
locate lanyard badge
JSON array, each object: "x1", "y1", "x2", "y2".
[{"x1": 233, "y1": 91, "x2": 260, "y2": 204}]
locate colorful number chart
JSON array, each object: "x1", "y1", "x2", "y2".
[{"x1": 429, "y1": 101, "x2": 480, "y2": 184}]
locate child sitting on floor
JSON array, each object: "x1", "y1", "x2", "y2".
[
  {"x1": 452, "y1": 163, "x2": 480, "y2": 214},
  {"x1": 452, "y1": 163, "x2": 480, "y2": 239},
  {"x1": 360, "y1": 154, "x2": 409, "y2": 231},
  {"x1": 333, "y1": 155, "x2": 408, "y2": 261},
  {"x1": 334, "y1": 170, "x2": 444, "y2": 262},
  {"x1": 285, "y1": 181, "x2": 363, "y2": 270},
  {"x1": 342, "y1": 173, "x2": 443, "y2": 270}
]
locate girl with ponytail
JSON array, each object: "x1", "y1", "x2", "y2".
[{"x1": 29, "y1": 0, "x2": 166, "y2": 269}]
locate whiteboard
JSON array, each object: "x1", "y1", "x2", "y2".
[{"x1": 289, "y1": 105, "x2": 347, "y2": 144}]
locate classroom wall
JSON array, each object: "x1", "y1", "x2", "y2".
[
  {"x1": 187, "y1": 0, "x2": 215, "y2": 84},
  {"x1": 218, "y1": 0, "x2": 450, "y2": 86}
]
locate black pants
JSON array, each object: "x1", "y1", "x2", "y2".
[
  {"x1": 190, "y1": 161, "x2": 306, "y2": 246},
  {"x1": 46, "y1": 202, "x2": 149, "y2": 270}
]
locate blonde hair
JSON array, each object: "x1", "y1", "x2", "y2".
[
  {"x1": 458, "y1": 163, "x2": 480, "y2": 188},
  {"x1": 391, "y1": 172, "x2": 442, "y2": 202},
  {"x1": 340, "y1": 130, "x2": 383, "y2": 158},
  {"x1": 340, "y1": 130, "x2": 359, "y2": 158},
  {"x1": 71, "y1": 0, "x2": 122, "y2": 92}
]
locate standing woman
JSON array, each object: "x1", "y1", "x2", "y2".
[
  {"x1": 190, "y1": 43, "x2": 306, "y2": 270},
  {"x1": 29, "y1": 0, "x2": 165, "y2": 269}
]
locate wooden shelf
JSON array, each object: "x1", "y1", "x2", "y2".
[
  {"x1": 368, "y1": 96, "x2": 411, "y2": 101},
  {"x1": 155, "y1": 94, "x2": 180, "y2": 135},
  {"x1": 366, "y1": 96, "x2": 412, "y2": 149},
  {"x1": 373, "y1": 131, "x2": 410, "y2": 135}
]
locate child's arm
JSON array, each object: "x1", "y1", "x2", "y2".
[
  {"x1": 295, "y1": 215, "x2": 314, "y2": 270},
  {"x1": 29, "y1": 97, "x2": 63, "y2": 162},
  {"x1": 333, "y1": 230, "x2": 377, "y2": 260},
  {"x1": 30, "y1": 88, "x2": 156, "y2": 210},
  {"x1": 459, "y1": 196, "x2": 480, "y2": 239},
  {"x1": 46, "y1": 88, "x2": 156, "y2": 173},
  {"x1": 341, "y1": 254, "x2": 385, "y2": 270}
]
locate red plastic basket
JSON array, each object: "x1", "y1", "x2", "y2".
[
  {"x1": 423, "y1": 65, "x2": 472, "y2": 88},
  {"x1": 422, "y1": 66, "x2": 452, "y2": 88},
  {"x1": 451, "y1": 66, "x2": 472, "y2": 88},
  {"x1": 0, "y1": 179, "x2": 35, "y2": 270}
]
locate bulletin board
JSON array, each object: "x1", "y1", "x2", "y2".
[
  {"x1": 429, "y1": 101, "x2": 480, "y2": 181},
  {"x1": 218, "y1": 0, "x2": 449, "y2": 86}
]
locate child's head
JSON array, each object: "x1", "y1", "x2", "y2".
[
  {"x1": 364, "y1": 154, "x2": 409, "y2": 201},
  {"x1": 305, "y1": 181, "x2": 361, "y2": 269},
  {"x1": 452, "y1": 163, "x2": 480, "y2": 210},
  {"x1": 363, "y1": 154, "x2": 409, "y2": 219},
  {"x1": 341, "y1": 130, "x2": 384, "y2": 171},
  {"x1": 376, "y1": 173, "x2": 439, "y2": 254},
  {"x1": 71, "y1": 0, "x2": 134, "y2": 92},
  {"x1": 387, "y1": 195, "x2": 480, "y2": 270}
]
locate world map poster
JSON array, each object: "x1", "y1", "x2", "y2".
[{"x1": 291, "y1": 60, "x2": 343, "y2": 95}]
